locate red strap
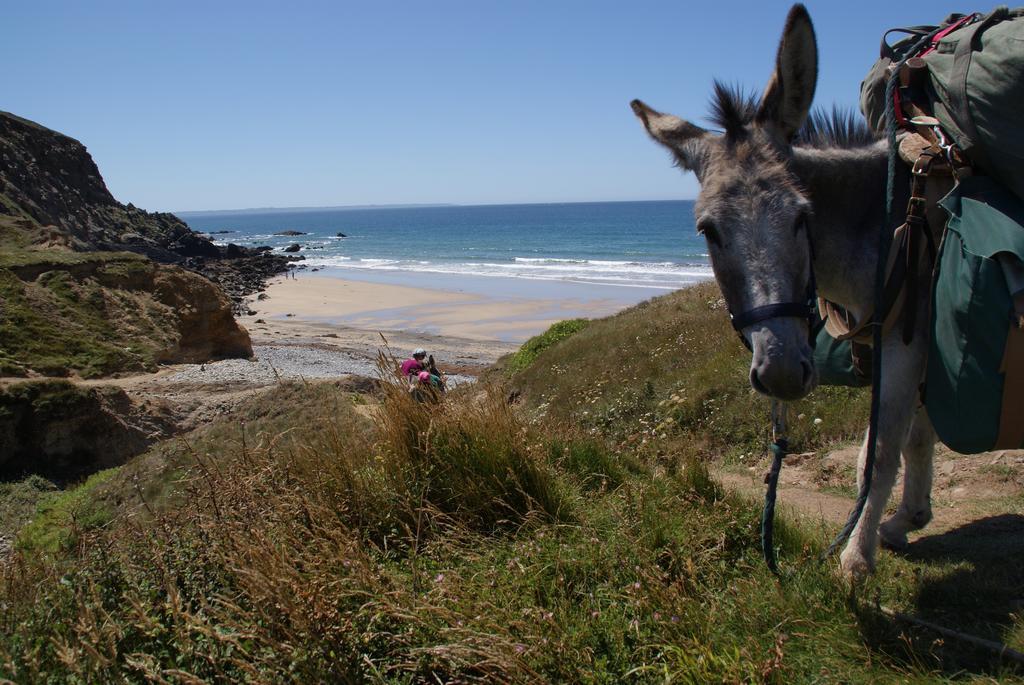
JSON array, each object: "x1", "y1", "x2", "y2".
[
  {"x1": 893, "y1": 14, "x2": 979, "y2": 128},
  {"x1": 919, "y1": 14, "x2": 978, "y2": 57}
]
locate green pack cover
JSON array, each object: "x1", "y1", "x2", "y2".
[
  {"x1": 813, "y1": 178, "x2": 1024, "y2": 453},
  {"x1": 925, "y1": 176, "x2": 1024, "y2": 453},
  {"x1": 926, "y1": 7, "x2": 1024, "y2": 202},
  {"x1": 813, "y1": 327, "x2": 870, "y2": 388},
  {"x1": 860, "y1": 7, "x2": 1024, "y2": 201}
]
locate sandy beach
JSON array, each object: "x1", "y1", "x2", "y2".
[
  {"x1": 240, "y1": 273, "x2": 635, "y2": 344},
  {"x1": 96, "y1": 271, "x2": 656, "y2": 426}
]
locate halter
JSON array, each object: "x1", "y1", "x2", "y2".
[
  {"x1": 726, "y1": 232, "x2": 819, "y2": 352},
  {"x1": 729, "y1": 293, "x2": 817, "y2": 351}
]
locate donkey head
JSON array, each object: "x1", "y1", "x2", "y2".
[{"x1": 632, "y1": 4, "x2": 819, "y2": 401}]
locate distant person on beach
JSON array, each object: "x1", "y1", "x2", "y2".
[
  {"x1": 401, "y1": 348, "x2": 427, "y2": 379},
  {"x1": 402, "y1": 349, "x2": 445, "y2": 399}
]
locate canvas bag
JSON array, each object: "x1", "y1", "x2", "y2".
[
  {"x1": 813, "y1": 327, "x2": 870, "y2": 388},
  {"x1": 814, "y1": 178, "x2": 1024, "y2": 453},
  {"x1": 925, "y1": 176, "x2": 1024, "y2": 453},
  {"x1": 860, "y1": 7, "x2": 1024, "y2": 201}
]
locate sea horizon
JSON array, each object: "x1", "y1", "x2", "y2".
[
  {"x1": 183, "y1": 200, "x2": 713, "y2": 300},
  {"x1": 174, "y1": 197, "x2": 697, "y2": 218}
]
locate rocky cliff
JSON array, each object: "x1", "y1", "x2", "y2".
[
  {"x1": 0, "y1": 111, "x2": 291, "y2": 305},
  {"x1": 0, "y1": 111, "x2": 260, "y2": 378}
]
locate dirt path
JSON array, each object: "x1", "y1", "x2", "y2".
[{"x1": 715, "y1": 444, "x2": 1024, "y2": 541}]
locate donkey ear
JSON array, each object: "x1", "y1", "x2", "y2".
[
  {"x1": 631, "y1": 99, "x2": 708, "y2": 173},
  {"x1": 756, "y1": 4, "x2": 817, "y2": 140}
]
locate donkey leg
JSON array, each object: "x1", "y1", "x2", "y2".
[
  {"x1": 879, "y1": 408, "x2": 936, "y2": 550},
  {"x1": 839, "y1": 340, "x2": 924, "y2": 579}
]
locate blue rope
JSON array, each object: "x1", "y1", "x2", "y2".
[
  {"x1": 761, "y1": 438, "x2": 787, "y2": 574},
  {"x1": 822, "y1": 27, "x2": 944, "y2": 560}
]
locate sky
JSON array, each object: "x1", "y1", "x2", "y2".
[{"x1": 5, "y1": 1, "x2": 968, "y2": 212}]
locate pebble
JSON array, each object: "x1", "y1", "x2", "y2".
[{"x1": 159, "y1": 345, "x2": 474, "y2": 387}]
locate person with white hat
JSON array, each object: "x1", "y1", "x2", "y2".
[{"x1": 400, "y1": 348, "x2": 428, "y2": 380}]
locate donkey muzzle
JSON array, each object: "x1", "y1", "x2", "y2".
[{"x1": 746, "y1": 320, "x2": 817, "y2": 401}]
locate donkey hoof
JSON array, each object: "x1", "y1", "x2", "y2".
[
  {"x1": 878, "y1": 524, "x2": 908, "y2": 551},
  {"x1": 909, "y1": 508, "x2": 932, "y2": 530},
  {"x1": 839, "y1": 547, "x2": 874, "y2": 581}
]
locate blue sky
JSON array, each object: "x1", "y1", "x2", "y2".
[{"x1": 5, "y1": 1, "x2": 966, "y2": 211}]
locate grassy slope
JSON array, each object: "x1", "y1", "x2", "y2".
[
  {"x1": 509, "y1": 281, "x2": 871, "y2": 461},
  {"x1": 0, "y1": 212, "x2": 183, "y2": 377},
  {"x1": 1, "y1": 287, "x2": 1022, "y2": 682}
]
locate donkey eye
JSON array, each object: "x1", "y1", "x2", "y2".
[{"x1": 696, "y1": 219, "x2": 722, "y2": 247}]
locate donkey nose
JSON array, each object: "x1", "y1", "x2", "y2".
[{"x1": 749, "y1": 352, "x2": 815, "y2": 401}]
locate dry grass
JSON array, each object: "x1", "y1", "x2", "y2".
[
  {"x1": 0, "y1": 377, "x2": 573, "y2": 682},
  {"x1": 2, "y1": 287, "x2": 1023, "y2": 682}
]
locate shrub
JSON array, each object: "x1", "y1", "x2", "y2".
[
  {"x1": 505, "y1": 318, "x2": 589, "y2": 375},
  {"x1": 366, "y1": 375, "x2": 570, "y2": 538},
  {"x1": 0, "y1": 380, "x2": 574, "y2": 682}
]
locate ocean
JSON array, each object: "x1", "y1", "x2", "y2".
[{"x1": 180, "y1": 200, "x2": 711, "y2": 296}]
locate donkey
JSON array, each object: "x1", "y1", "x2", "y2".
[{"x1": 632, "y1": 4, "x2": 948, "y2": 579}]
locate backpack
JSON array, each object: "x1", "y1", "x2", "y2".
[
  {"x1": 828, "y1": 8, "x2": 1024, "y2": 452},
  {"x1": 813, "y1": 179, "x2": 1024, "y2": 452},
  {"x1": 813, "y1": 327, "x2": 870, "y2": 389},
  {"x1": 925, "y1": 176, "x2": 1024, "y2": 452},
  {"x1": 860, "y1": 7, "x2": 1024, "y2": 201}
]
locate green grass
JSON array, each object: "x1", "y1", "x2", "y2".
[
  {"x1": 511, "y1": 282, "x2": 871, "y2": 461},
  {"x1": 0, "y1": 475, "x2": 58, "y2": 540},
  {"x1": 546, "y1": 436, "x2": 640, "y2": 491},
  {"x1": 505, "y1": 318, "x2": 589, "y2": 375},
  {"x1": 0, "y1": 247, "x2": 146, "y2": 271},
  {"x1": 17, "y1": 468, "x2": 120, "y2": 554},
  {"x1": 0, "y1": 259, "x2": 176, "y2": 377},
  {"x1": 0, "y1": 210, "x2": 193, "y2": 378},
  {"x1": 1, "y1": 287, "x2": 1022, "y2": 682}
]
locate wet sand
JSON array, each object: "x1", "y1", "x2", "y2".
[{"x1": 240, "y1": 273, "x2": 635, "y2": 344}]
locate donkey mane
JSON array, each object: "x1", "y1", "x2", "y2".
[
  {"x1": 709, "y1": 80, "x2": 878, "y2": 150},
  {"x1": 796, "y1": 109, "x2": 879, "y2": 150}
]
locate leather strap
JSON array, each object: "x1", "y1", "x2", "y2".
[
  {"x1": 996, "y1": 295, "x2": 1024, "y2": 449},
  {"x1": 730, "y1": 302, "x2": 813, "y2": 332},
  {"x1": 819, "y1": 146, "x2": 945, "y2": 346},
  {"x1": 851, "y1": 341, "x2": 873, "y2": 381}
]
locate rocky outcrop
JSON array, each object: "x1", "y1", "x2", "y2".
[
  {"x1": 180, "y1": 251, "x2": 293, "y2": 311},
  {"x1": 0, "y1": 381, "x2": 177, "y2": 481},
  {"x1": 1, "y1": 255, "x2": 252, "y2": 378},
  {"x1": 151, "y1": 264, "x2": 253, "y2": 363},
  {"x1": 0, "y1": 111, "x2": 292, "y2": 305}
]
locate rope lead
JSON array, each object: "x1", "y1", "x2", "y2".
[
  {"x1": 761, "y1": 437, "x2": 787, "y2": 574},
  {"x1": 761, "y1": 399, "x2": 789, "y2": 574}
]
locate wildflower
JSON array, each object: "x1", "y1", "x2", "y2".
[
  {"x1": 515, "y1": 644, "x2": 526, "y2": 654},
  {"x1": 813, "y1": 417, "x2": 823, "y2": 425},
  {"x1": 434, "y1": 573, "x2": 445, "y2": 583}
]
